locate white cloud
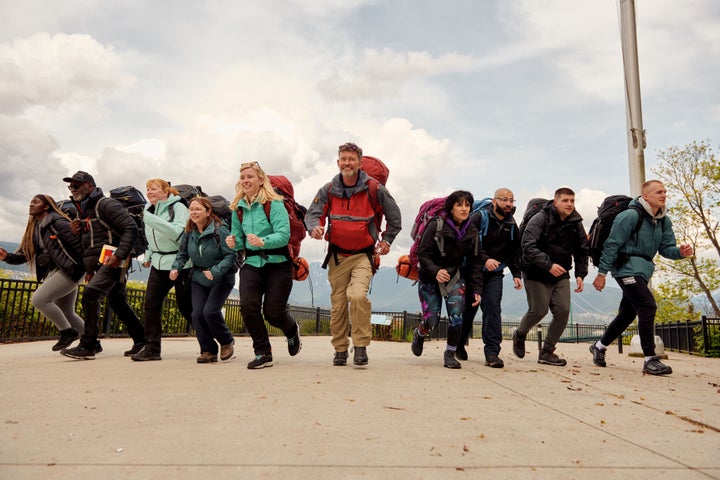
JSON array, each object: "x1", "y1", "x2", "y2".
[{"x1": 0, "y1": 32, "x2": 134, "y2": 114}]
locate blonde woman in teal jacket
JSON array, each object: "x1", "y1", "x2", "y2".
[
  {"x1": 591, "y1": 180, "x2": 693, "y2": 375},
  {"x1": 132, "y1": 179, "x2": 192, "y2": 361},
  {"x1": 226, "y1": 161, "x2": 301, "y2": 370}
]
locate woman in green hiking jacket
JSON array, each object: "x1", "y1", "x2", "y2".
[{"x1": 597, "y1": 197, "x2": 684, "y2": 281}]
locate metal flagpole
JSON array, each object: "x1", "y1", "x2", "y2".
[{"x1": 618, "y1": 0, "x2": 646, "y2": 196}]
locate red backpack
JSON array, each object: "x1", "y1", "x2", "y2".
[{"x1": 361, "y1": 155, "x2": 389, "y2": 186}]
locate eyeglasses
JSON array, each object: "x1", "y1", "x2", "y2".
[
  {"x1": 495, "y1": 197, "x2": 516, "y2": 203},
  {"x1": 338, "y1": 142, "x2": 362, "y2": 154},
  {"x1": 68, "y1": 183, "x2": 84, "y2": 191},
  {"x1": 240, "y1": 161, "x2": 260, "y2": 170}
]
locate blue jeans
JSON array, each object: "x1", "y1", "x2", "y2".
[
  {"x1": 600, "y1": 276, "x2": 657, "y2": 356},
  {"x1": 461, "y1": 271, "x2": 503, "y2": 356},
  {"x1": 191, "y1": 276, "x2": 235, "y2": 354},
  {"x1": 417, "y1": 277, "x2": 467, "y2": 349},
  {"x1": 239, "y1": 261, "x2": 295, "y2": 355}
]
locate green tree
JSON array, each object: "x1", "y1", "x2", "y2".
[{"x1": 653, "y1": 140, "x2": 720, "y2": 319}]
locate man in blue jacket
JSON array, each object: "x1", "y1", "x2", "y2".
[{"x1": 590, "y1": 180, "x2": 693, "y2": 375}]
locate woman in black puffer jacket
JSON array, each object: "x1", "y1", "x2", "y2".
[{"x1": 0, "y1": 195, "x2": 84, "y2": 351}]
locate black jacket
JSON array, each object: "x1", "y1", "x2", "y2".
[
  {"x1": 4, "y1": 212, "x2": 84, "y2": 282},
  {"x1": 417, "y1": 216, "x2": 483, "y2": 295},
  {"x1": 521, "y1": 204, "x2": 589, "y2": 283},
  {"x1": 471, "y1": 205, "x2": 521, "y2": 278},
  {"x1": 71, "y1": 187, "x2": 138, "y2": 274}
]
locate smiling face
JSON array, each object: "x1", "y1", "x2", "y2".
[
  {"x1": 240, "y1": 167, "x2": 262, "y2": 199},
  {"x1": 336, "y1": 149, "x2": 361, "y2": 185},
  {"x1": 188, "y1": 199, "x2": 211, "y2": 228},
  {"x1": 29, "y1": 196, "x2": 49, "y2": 218},
  {"x1": 68, "y1": 182, "x2": 93, "y2": 202},
  {"x1": 146, "y1": 181, "x2": 169, "y2": 206}
]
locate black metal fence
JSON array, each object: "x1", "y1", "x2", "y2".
[{"x1": 1, "y1": 279, "x2": 718, "y2": 356}]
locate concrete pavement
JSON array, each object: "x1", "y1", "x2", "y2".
[{"x1": 1, "y1": 336, "x2": 718, "y2": 480}]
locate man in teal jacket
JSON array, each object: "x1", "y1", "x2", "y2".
[{"x1": 590, "y1": 180, "x2": 694, "y2": 375}]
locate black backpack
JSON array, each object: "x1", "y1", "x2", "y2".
[
  {"x1": 518, "y1": 198, "x2": 551, "y2": 240},
  {"x1": 95, "y1": 186, "x2": 148, "y2": 258},
  {"x1": 587, "y1": 195, "x2": 644, "y2": 267}
]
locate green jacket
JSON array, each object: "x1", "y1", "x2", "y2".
[
  {"x1": 143, "y1": 194, "x2": 191, "y2": 271},
  {"x1": 230, "y1": 198, "x2": 290, "y2": 268},
  {"x1": 598, "y1": 198, "x2": 683, "y2": 281},
  {"x1": 173, "y1": 221, "x2": 236, "y2": 287}
]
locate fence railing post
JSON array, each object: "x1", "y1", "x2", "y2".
[{"x1": 701, "y1": 315, "x2": 708, "y2": 356}]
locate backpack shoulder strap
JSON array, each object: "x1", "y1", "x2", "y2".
[
  {"x1": 366, "y1": 178, "x2": 381, "y2": 214},
  {"x1": 263, "y1": 201, "x2": 272, "y2": 221},
  {"x1": 434, "y1": 216, "x2": 445, "y2": 258}
]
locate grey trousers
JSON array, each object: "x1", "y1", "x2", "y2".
[
  {"x1": 517, "y1": 278, "x2": 570, "y2": 350},
  {"x1": 31, "y1": 269, "x2": 84, "y2": 332}
]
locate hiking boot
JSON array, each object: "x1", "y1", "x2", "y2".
[
  {"x1": 94, "y1": 341, "x2": 103, "y2": 354},
  {"x1": 411, "y1": 328, "x2": 425, "y2": 357},
  {"x1": 247, "y1": 353, "x2": 273, "y2": 369},
  {"x1": 589, "y1": 344, "x2": 607, "y2": 367},
  {"x1": 643, "y1": 356, "x2": 672, "y2": 375},
  {"x1": 287, "y1": 324, "x2": 302, "y2": 356},
  {"x1": 196, "y1": 352, "x2": 218, "y2": 364},
  {"x1": 131, "y1": 345, "x2": 161, "y2": 362},
  {"x1": 512, "y1": 329, "x2": 526, "y2": 359},
  {"x1": 220, "y1": 339, "x2": 235, "y2": 361},
  {"x1": 538, "y1": 347, "x2": 566, "y2": 366},
  {"x1": 455, "y1": 344, "x2": 468, "y2": 361},
  {"x1": 353, "y1": 346, "x2": 368, "y2": 366},
  {"x1": 444, "y1": 350, "x2": 461, "y2": 369},
  {"x1": 60, "y1": 344, "x2": 95, "y2": 360},
  {"x1": 485, "y1": 354, "x2": 504, "y2": 368},
  {"x1": 333, "y1": 350, "x2": 348, "y2": 366},
  {"x1": 124, "y1": 343, "x2": 145, "y2": 357},
  {"x1": 52, "y1": 328, "x2": 79, "y2": 351}
]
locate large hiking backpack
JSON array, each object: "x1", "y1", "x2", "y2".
[
  {"x1": 518, "y1": 197, "x2": 551, "y2": 240},
  {"x1": 408, "y1": 197, "x2": 447, "y2": 267},
  {"x1": 96, "y1": 186, "x2": 148, "y2": 259},
  {"x1": 236, "y1": 175, "x2": 309, "y2": 281},
  {"x1": 471, "y1": 197, "x2": 494, "y2": 243},
  {"x1": 173, "y1": 184, "x2": 205, "y2": 207},
  {"x1": 361, "y1": 155, "x2": 389, "y2": 186},
  {"x1": 587, "y1": 194, "x2": 644, "y2": 267}
]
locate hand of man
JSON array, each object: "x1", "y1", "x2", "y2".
[
  {"x1": 574, "y1": 277, "x2": 584, "y2": 293},
  {"x1": 84, "y1": 273, "x2": 94, "y2": 283},
  {"x1": 70, "y1": 219, "x2": 83, "y2": 235},
  {"x1": 104, "y1": 254, "x2": 121, "y2": 269},
  {"x1": 471, "y1": 293, "x2": 481, "y2": 307},
  {"x1": 593, "y1": 275, "x2": 606, "y2": 292},
  {"x1": 169, "y1": 270, "x2": 179, "y2": 281},
  {"x1": 375, "y1": 240, "x2": 390, "y2": 256},
  {"x1": 485, "y1": 258, "x2": 500, "y2": 271},
  {"x1": 513, "y1": 278, "x2": 523, "y2": 290},
  {"x1": 549, "y1": 263, "x2": 567, "y2": 277},
  {"x1": 679, "y1": 244, "x2": 694, "y2": 257},
  {"x1": 310, "y1": 226, "x2": 324, "y2": 240}
]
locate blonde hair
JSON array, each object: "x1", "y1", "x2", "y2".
[
  {"x1": 229, "y1": 161, "x2": 282, "y2": 210},
  {"x1": 19, "y1": 195, "x2": 69, "y2": 267},
  {"x1": 146, "y1": 178, "x2": 179, "y2": 197}
]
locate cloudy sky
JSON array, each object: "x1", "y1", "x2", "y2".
[{"x1": 1, "y1": 0, "x2": 718, "y2": 265}]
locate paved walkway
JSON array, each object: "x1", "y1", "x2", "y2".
[{"x1": 1, "y1": 336, "x2": 718, "y2": 480}]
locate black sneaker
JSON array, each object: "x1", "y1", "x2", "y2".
[
  {"x1": 411, "y1": 328, "x2": 425, "y2": 357},
  {"x1": 485, "y1": 354, "x2": 504, "y2": 368},
  {"x1": 60, "y1": 344, "x2": 95, "y2": 360},
  {"x1": 247, "y1": 353, "x2": 273, "y2": 369},
  {"x1": 52, "y1": 329, "x2": 79, "y2": 351},
  {"x1": 512, "y1": 329, "x2": 526, "y2": 359},
  {"x1": 124, "y1": 343, "x2": 145, "y2": 357},
  {"x1": 643, "y1": 356, "x2": 672, "y2": 375},
  {"x1": 287, "y1": 324, "x2": 302, "y2": 356},
  {"x1": 131, "y1": 345, "x2": 161, "y2": 362},
  {"x1": 589, "y1": 344, "x2": 607, "y2": 367},
  {"x1": 444, "y1": 350, "x2": 461, "y2": 369},
  {"x1": 94, "y1": 341, "x2": 103, "y2": 354},
  {"x1": 455, "y1": 344, "x2": 468, "y2": 361},
  {"x1": 333, "y1": 351, "x2": 348, "y2": 366},
  {"x1": 353, "y1": 346, "x2": 368, "y2": 366},
  {"x1": 538, "y1": 347, "x2": 566, "y2": 366}
]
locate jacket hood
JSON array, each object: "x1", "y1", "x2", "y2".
[
  {"x1": 330, "y1": 170, "x2": 371, "y2": 197},
  {"x1": 634, "y1": 197, "x2": 668, "y2": 220}
]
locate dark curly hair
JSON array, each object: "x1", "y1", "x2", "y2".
[{"x1": 443, "y1": 190, "x2": 474, "y2": 218}]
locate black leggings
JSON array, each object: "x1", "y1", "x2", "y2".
[{"x1": 600, "y1": 276, "x2": 657, "y2": 356}]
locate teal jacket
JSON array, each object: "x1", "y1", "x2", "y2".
[
  {"x1": 598, "y1": 198, "x2": 683, "y2": 281},
  {"x1": 230, "y1": 198, "x2": 290, "y2": 268},
  {"x1": 173, "y1": 221, "x2": 236, "y2": 287},
  {"x1": 143, "y1": 194, "x2": 191, "y2": 271}
]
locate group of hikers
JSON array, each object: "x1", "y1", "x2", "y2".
[{"x1": 0, "y1": 142, "x2": 694, "y2": 375}]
